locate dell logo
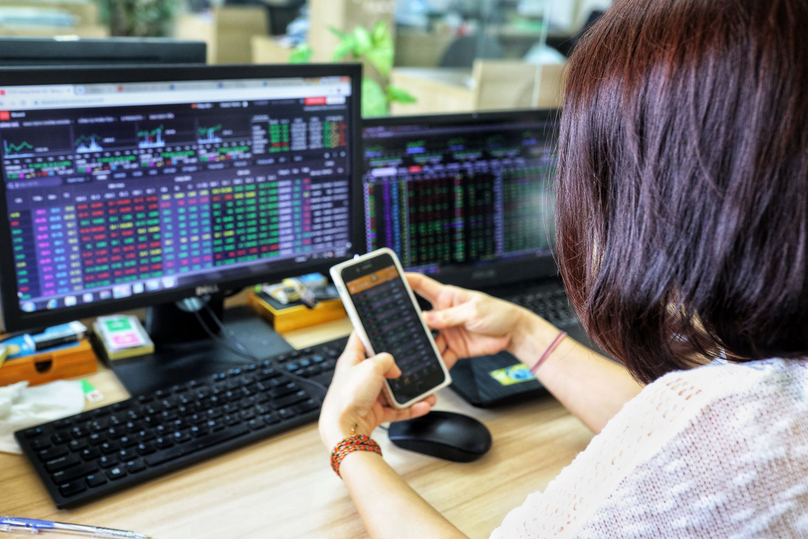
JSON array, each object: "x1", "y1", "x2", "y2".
[{"x1": 195, "y1": 284, "x2": 220, "y2": 296}]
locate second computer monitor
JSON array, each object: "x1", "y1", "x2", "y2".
[
  {"x1": 361, "y1": 110, "x2": 559, "y2": 288},
  {"x1": 0, "y1": 38, "x2": 207, "y2": 67}
]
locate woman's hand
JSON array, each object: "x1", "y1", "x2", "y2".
[
  {"x1": 407, "y1": 273, "x2": 539, "y2": 367},
  {"x1": 319, "y1": 332, "x2": 436, "y2": 450}
]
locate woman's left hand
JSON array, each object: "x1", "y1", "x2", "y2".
[{"x1": 319, "y1": 332, "x2": 437, "y2": 450}]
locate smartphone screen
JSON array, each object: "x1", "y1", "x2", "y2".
[{"x1": 342, "y1": 253, "x2": 447, "y2": 405}]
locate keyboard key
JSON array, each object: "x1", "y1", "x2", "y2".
[
  {"x1": 247, "y1": 418, "x2": 265, "y2": 430},
  {"x1": 97, "y1": 455, "x2": 118, "y2": 468},
  {"x1": 118, "y1": 448, "x2": 137, "y2": 461},
  {"x1": 24, "y1": 427, "x2": 45, "y2": 438},
  {"x1": 59, "y1": 480, "x2": 87, "y2": 497},
  {"x1": 274, "y1": 390, "x2": 308, "y2": 409},
  {"x1": 269, "y1": 382, "x2": 299, "y2": 399},
  {"x1": 30, "y1": 438, "x2": 52, "y2": 451},
  {"x1": 294, "y1": 399, "x2": 320, "y2": 414},
  {"x1": 51, "y1": 431, "x2": 71, "y2": 445},
  {"x1": 106, "y1": 467, "x2": 127, "y2": 481},
  {"x1": 86, "y1": 473, "x2": 107, "y2": 488},
  {"x1": 38, "y1": 445, "x2": 69, "y2": 462},
  {"x1": 125, "y1": 459, "x2": 146, "y2": 474},
  {"x1": 68, "y1": 439, "x2": 88, "y2": 452},
  {"x1": 52, "y1": 462, "x2": 99, "y2": 484},
  {"x1": 136, "y1": 442, "x2": 156, "y2": 456},
  {"x1": 79, "y1": 448, "x2": 100, "y2": 461},
  {"x1": 171, "y1": 430, "x2": 190, "y2": 443},
  {"x1": 155, "y1": 437, "x2": 174, "y2": 450},
  {"x1": 45, "y1": 455, "x2": 80, "y2": 473},
  {"x1": 119, "y1": 436, "x2": 138, "y2": 448},
  {"x1": 99, "y1": 442, "x2": 120, "y2": 455},
  {"x1": 278, "y1": 408, "x2": 296, "y2": 420}
]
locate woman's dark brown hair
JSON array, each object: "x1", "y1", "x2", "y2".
[{"x1": 557, "y1": 0, "x2": 808, "y2": 383}]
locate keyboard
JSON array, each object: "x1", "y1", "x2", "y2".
[
  {"x1": 507, "y1": 287, "x2": 578, "y2": 327},
  {"x1": 15, "y1": 336, "x2": 348, "y2": 509}
]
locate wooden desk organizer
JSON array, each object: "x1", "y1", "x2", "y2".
[
  {"x1": 0, "y1": 339, "x2": 97, "y2": 387},
  {"x1": 247, "y1": 291, "x2": 346, "y2": 333}
]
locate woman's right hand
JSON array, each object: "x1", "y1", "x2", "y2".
[{"x1": 407, "y1": 273, "x2": 537, "y2": 367}]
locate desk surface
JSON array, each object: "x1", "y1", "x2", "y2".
[{"x1": 0, "y1": 317, "x2": 593, "y2": 539}]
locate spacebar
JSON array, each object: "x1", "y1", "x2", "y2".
[{"x1": 145, "y1": 424, "x2": 250, "y2": 467}]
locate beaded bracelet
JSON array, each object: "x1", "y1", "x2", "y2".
[{"x1": 330, "y1": 424, "x2": 382, "y2": 478}]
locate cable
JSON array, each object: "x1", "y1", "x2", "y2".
[{"x1": 196, "y1": 304, "x2": 329, "y2": 399}]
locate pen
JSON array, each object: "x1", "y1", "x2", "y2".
[{"x1": 0, "y1": 516, "x2": 151, "y2": 539}]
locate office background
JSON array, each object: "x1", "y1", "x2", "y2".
[{"x1": 0, "y1": 0, "x2": 611, "y2": 115}]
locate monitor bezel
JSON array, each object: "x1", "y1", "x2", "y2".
[
  {"x1": 361, "y1": 108, "x2": 561, "y2": 290},
  {"x1": 0, "y1": 37, "x2": 207, "y2": 66},
  {"x1": 0, "y1": 63, "x2": 364, "y2": 332}
]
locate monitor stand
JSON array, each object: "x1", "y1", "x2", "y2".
[{"x1": 103, "y1": 296, "x2": 294, "y2": 397}]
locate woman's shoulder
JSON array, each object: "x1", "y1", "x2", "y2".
[
  {"x1": 651, "y1": 356, "x2": 808, "y2": 397},
  {"x1": 490, "y1": 358, "x2": 808, "y2": 539},
  {"x1": 573, "y1": 357, "x2": 808, "y2": 537}
]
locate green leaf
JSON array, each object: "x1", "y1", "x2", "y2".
[
  {"x1": 332, "y1": 34, "x2": 358, "y2": 61},
  {"x1": 387, "y1": 85, "x2": 417, "y2": 104},
  {"x1": 353, "y1": 26, "x2": 373, "y2": 56},
  {"x1": 371, "y1": 20, "x2": 389, "y2": 46},
  {"x1": 328, "y1": 27, "x2": 350, "y2": 40},
  {"x1": 362, "y1": 78, "x2": 388, "y2": 117},
  {"x1": 366, "y1": 46, "x2": 394, "y2": 77},
  {"x1": 289, "y1": 43, "x2": 313, "y2": 64}
]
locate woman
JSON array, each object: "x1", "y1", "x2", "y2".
[{"x1": 319, "y1": 0, "x2": 808, "y2": 536}]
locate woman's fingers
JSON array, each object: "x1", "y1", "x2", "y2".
[
  {"x1": 433, "y1": 332, "x2": 459, "y2": 369},
  {"x1": 406, "y1": 272, "x2": 445, "y2": 304},
  {"x1": 365, "y1": 352, "x2": 402, "y2": 379},
  {"x1": 335, "y1": 332, "x2": 366, "y2": 371},
  {"x1": 425, "y1": 303, "x2": 473, "y2": 330},
  {"x1": 381, "y1": 399, "x2": 434, "y2": 423}
]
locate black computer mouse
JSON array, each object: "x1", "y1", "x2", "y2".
[{"x1": 388, "y1": 411, "x2": 492, "y2": 463}]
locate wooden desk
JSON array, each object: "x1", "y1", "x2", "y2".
[{"x1": 0, "y1": 317, "x2": 593, "y2": 538}]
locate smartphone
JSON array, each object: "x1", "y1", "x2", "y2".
[{"x1": 330, "y1": 248, "x2": 452, "y2": 409}]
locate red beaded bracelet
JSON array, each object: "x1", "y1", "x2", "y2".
[{"x1": 330, "y1": 425, "x2": 382, "y2": 478}]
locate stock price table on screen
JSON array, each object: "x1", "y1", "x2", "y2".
[
  {"x1": 1, "y1": 87, "x2": 353, "y2": 314},
  {"x1": 348, "y1": 266, "x2": 436, "y2": 399},
  {"x1": 362, "y1": 124, "x2": 556, "y2": 274}
]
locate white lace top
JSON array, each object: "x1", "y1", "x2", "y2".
[{"x1": 490, "y1": 358, "x2": 808, "y2": 538}]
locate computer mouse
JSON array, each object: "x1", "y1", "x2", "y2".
[{"x1": 388, "y1": 411, "x2": 492, "y2": 463}]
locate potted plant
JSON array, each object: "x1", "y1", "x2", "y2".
[
  {"x1": 102, "y1": 0, "x2": 178, "y2": 38},
  {"x1": 291, "y1": 21, "x2": 417, "y2": 117}
]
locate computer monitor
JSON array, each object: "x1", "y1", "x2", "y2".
[
  {"x1": 0, "y1": 64, "x2": 362, "y2": 333},
  {"x1": 361, "y1": 110, "x2": 559, "y2": 290},
  {"x1": 0, "y1": 38, "x2": 207, "y2": 67}
]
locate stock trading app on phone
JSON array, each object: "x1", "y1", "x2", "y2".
[{"x1": 347, "y1": 266, "x2": 443, "y2": 403}]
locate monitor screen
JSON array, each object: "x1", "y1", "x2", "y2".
[
  {"x1": 0, "y1": 67, "x2": 358, "y2": 329},
  {"x1": 361, "y1": 111, "x2": 558, "y2": 286}
]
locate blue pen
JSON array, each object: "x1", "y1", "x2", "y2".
[{"x1": 0, "y1": 516, "x2": 151, "y2": 538}]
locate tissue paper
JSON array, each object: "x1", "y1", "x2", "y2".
[{"x1": 0, "y1": 380, "x2": 84, "y2": 454}]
